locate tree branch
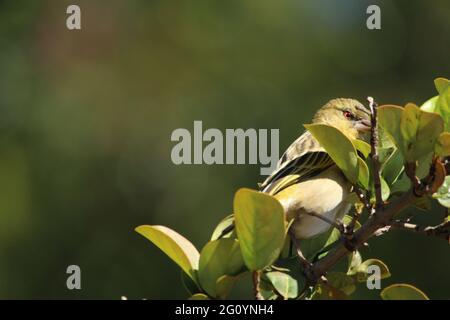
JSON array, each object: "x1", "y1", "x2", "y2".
[
  {"x1": 391, "y1": 219, "x2": 450, "y2": 242},
  {"x1": 368, "y1": 96, "x2": 383, "y2": 209},
  {"x1": 311, "y1": 190, "x2": 417, "y2": 280}
]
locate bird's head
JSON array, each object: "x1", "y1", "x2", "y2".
[{"x1": 312, "y1": 98, "x2": 371, "y2": 140}]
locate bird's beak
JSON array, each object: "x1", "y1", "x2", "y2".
[{"x1": 355, "y1": 119, "x2": 371, "y2": 132}]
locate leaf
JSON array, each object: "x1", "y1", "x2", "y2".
[
  {"x1": 420, "y1": 95, "x2": 439, "y2": 112},
  {"x1": 311, "y1": 284, "x2": 348, "y2": 300},
  {"x1": 304, "y1": 124, "x2": 359, "y2": 184},
  {"x1": 234, "y1": 188, "x2": 286, "y2": 271},
  {"x1": 358, "y1": 156, "x2": 370, "y2": 189},
  {"x1": 181, "y1": 270, "x2": 201, "y2": 295},
  {"x1": 400, "y1": 103, "x2": 444, "y2": 163},
  {"x1": 198, "y1": 238, "x2": 245, "y2": 298},
  {"x1": 188, "y1": 293, "x2": 210, "y2": 300},
  {"x1": 435, "y1": 132, "x2": 450, "y2": 157},
  {"x1": 327, "y1": 272, "x2": 356, "y2": 296},
  {"x1": 433, "y1": 176, "x2": 450, "y2": 208},
  {"x1": 353, "y1": 139, "x2": 371, "y2": 158},
  {"x1": 428, "y1": 78, "x2": 450, "y2": 131},
  {"x1": 265, "y1": 271, "x2": 299, "y2": 299},
  {"x1": 211, "y1": 214, "x2": 235, "y2": 240},
  {"x1": 353, "y1": 259, "x2": 391, "y2": 282},
  {"x1": 381, "y1": 148, "x2": 404, "y2": 185},
  {"x1": 347, "y1": 251, "x2": 363, "y2": 276},
  {"x1": 135, "y1": 225, "x2": 199, "y2": 282},
  {"x1": 259, "y1": 276, "x2": 279, "y2": 300},
  {"x1": 434, "y1": 77, "x2": 450, "y2": 94},
  {"x1": 381, "y1": 284, "x2": 429, "y2": 300},
  {"x1": 378, "y1": 105, "x2": 404, "y2": 152}
]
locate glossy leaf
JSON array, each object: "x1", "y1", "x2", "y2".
[
  {"x1": 304, "y1": 124, "x2": 359, "y2": 184},
  {"x1": 435, "y1": 132, "x2": 450, "y2": 157},
  {"x1": 381, "y1": 284, "x2": 429, "y2": 300},
  {"x1": 327, "y1": 272, "x2": 356, "y2": 296},
  {"x1": 435, "y1": 77, "x2": 450, "y2": 94},
  {"x1": 234, "y1": 188, "x2": 286, "y2": 271},
  {"x1": 347, "y1": 251, "x2": 363, "y2": 276},
  {"x1": 420, "y1": 95, "x2": 438, "y2": 112},
  {"x1": 353, "y1": 139, "x2": 371, "y2": 158},
  {"x1": 354, "y1": 259, "x2": 391, "y2": 282},
  {"x1": 378, "y1": 105, "x2": 404, "y2": 152},
  {"x1": 433, "y1": 176, "x2": 450, "y2": 208},
  {"x1": 381, "y1": 148, "x2": 404, "y2": 185},
  {"x1": 211, "y1": 214, "x2": 235, "y2": 240},
  {"x1": 198, "y1": 238, "x2": 245, "y2": 298},
  {"x1": 311, "y1": 284, "x2": 347, "y2": 300},
  {"x1": 400, "y1": 103, "x2": 443, "y2": 163},
  {"x1": 265, "y1": 271, "x2": 299, "y2": 299},
  {"x1": 135, "y1": 225, "x2": 199, "y2": 282},
  {"x1": 358, "y1": 156, "x2": 370, "y2": 189}
]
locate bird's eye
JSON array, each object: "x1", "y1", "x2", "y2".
[{"x1": 343, "y1": 111, "x2": 353, "y2": 119}]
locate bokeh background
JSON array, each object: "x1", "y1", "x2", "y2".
[{"x1": 0, "y1": 0, "x2": 449, "y2": 299}]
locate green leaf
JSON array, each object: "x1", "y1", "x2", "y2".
[
  {"x1": 353, "y1": 139, "x2": 371, "y2": 158},
  {"x1": 188, "y1": 293, "x2": 210, "y2": 300},
  {"x1": 433, "y1": 176, "x2": 450, "y2": 208},
  {"x1": 400, "y1": 103, "x2": 444, "y2": 163},
  {"x1": 434, "y1": 77, "x2": 450, "y2": 94},
  {"x1": 381, "y1": 148, "x2": 404, "y2": 185},
  {"x1": 347, "y1": 251, "x2": 363, "y2": 276},
  {"x1": 135, "y1": 225, "x2": 199, "y2": 282},
  {"x1": 420, "y1": 95, "x2": 439, "y2": 112},
  {"x1": 327, "y1": 272, "x2": 356, "y2": 296},
  {"x1": 198, "y1": 238, "x2": 245, "y2": 298},
  {"x1": 234, "y1": 188, "x2": 286, "y2": 271},
  {"x1": 311, "y1": 284, "x2": 348, "y2": 300},
  {"x1": 181, "y1": 270, "x2": 201, "y2": 295},
  {"x1": 381, "y1": 284, "x2": 429, "y2": 300},
  {"x1": 432, "y1": 78, "x2": 450, "y2": 131},
  {"x1": 211, "y1": 214, "x2": 235, "y2": 240},
  {"x1": 435, "y1": 132, "x2": 450, "y2": 157},
  {"x1": 265, "y1": 271, "x2": 299, "y2": 299},
  {"x1": 390, "y1": 174, "x2": 411, "y2": 195},
  {"x1": 357, "y1": 156, "x2": 370, "y2": 189},
  {"x1": 353, "y1": 259, "x2": 391, "y2": 282},
  {"x1": 378, "y1": 105, "x2": 404, "y2": 152},
  {"x1": 304, "y1": 124, "x2": 359, "y2": 184}
]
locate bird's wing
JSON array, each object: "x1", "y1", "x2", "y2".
[
  {"x1": 260, "y1": 151, "x2": 334, "y2": 195},
  {"x1": 260, "y1": 130, "x2": 336, "y2": 195}
]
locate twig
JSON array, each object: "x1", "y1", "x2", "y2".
[
  {"x1": 368, "y1": 96, "x2": 383, "y2": 209},
  {"x1": 311, "y1": 190, "x2": 417, "y2": 280},
  {"x1": 252, "y1": 271, "x2": 262, "y2": 300},
  {"x1": 390, "y1": 220, "x2": 450, "y2": 242},
  {"x1": 304, "y1": 211, "x2": 344, "y2": 233}
]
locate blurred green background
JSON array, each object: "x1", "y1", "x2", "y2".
[{"x1": 0, "y1": 0, "x2": 448, "y2": 299}]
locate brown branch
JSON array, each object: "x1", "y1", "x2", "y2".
[
  {"x1": 391, "y1": 219, "x2": 450, "y2": 242},
  {"x1": 252, "y1": 271, "x2": 262, "y2": 300},
  {"x1": 368, "y1": 96, "x2": 383, "y2": 209},
  {"x1": 311, "y1": 190, "x2": 417, "y2": 280}
]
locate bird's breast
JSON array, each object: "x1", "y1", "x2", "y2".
[{"x1": 274, "y1": 166, "x2": 352, "y2": 239}]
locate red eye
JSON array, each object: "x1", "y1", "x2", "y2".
[{"x1": 344, "y1": 111, "x2": 352, "y2": 119}]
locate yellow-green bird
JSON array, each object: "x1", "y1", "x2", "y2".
[{"x1": 260, "y1": 98, "x2": 371, "y2": 239}]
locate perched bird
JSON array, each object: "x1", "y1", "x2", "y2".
[{"x1": 260, "y1": 98, "x2": 371, "y2": 239}]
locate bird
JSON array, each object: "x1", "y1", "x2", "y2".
[
  {"x1": 219, "y1": 98, "x2": 371, "y2": 244},
  {"x1": 260, "y1": 98, "x2": 371, "y2": 240}
]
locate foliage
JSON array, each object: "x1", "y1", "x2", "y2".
[{"x1": 136, "y1": 78, "x2": 449, "y2": 300}]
